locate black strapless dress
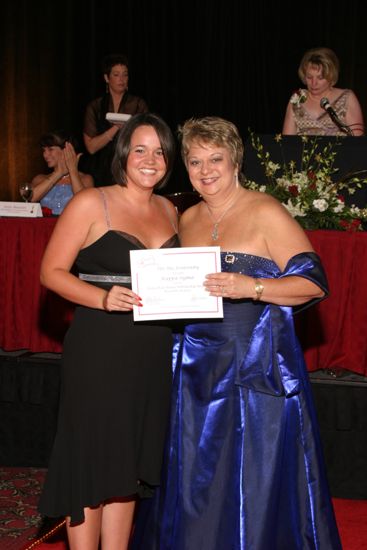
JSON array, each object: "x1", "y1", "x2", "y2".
[{"x1": 39, "y1": 230, "x2": 179, "y2": 524}]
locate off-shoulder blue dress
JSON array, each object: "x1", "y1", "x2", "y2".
[{"x1": 132, "y1": 251, "x2": 342, "y2": 550}]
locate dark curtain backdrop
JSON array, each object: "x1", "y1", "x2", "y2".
[{"x1": 1, "y1": 0, "x2": 367, "y2": 199}]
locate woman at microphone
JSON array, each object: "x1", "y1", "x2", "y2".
[{"x1": 282, "y1": 47, "x2": 364, "y2": 136}]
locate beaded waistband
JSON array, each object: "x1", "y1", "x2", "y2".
[{"x1": 79, "y1": 273, "x2": 132, "y2": 284}]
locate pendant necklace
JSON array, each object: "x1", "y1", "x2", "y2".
[{"x1": 206, "y1": 196, "x2": 238, "y2": 241}]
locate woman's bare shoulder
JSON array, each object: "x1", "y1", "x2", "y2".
[
  {"x1": 158, "y1": 194, "x2": 178, "y2": 213},
  {"x1": 242, "y1": 188, "x2": 282, "y2": 211},
  {"x1": 62, "y1": 186, "x2": 103, "y2": 214},
  {"x1": 242, "y1": 189, "x2": 302, "y2": 230},
  {"x1": 31, "y1": 173, "x2": 48, "y2": 186},
  {"x1": 73, "y1": 185, "x2": 100, "y2": 199}
]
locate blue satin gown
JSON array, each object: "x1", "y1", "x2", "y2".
[{"x1": 132, "y1": 251, "x2": 342, "y2": 550}]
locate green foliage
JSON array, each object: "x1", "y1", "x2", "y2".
[{"x1": 246, "y1": 133, "x2": 367, "y2": 231}]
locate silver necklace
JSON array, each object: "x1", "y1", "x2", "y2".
[{"x1": 206, "y1": 197, "x2": 237, "y2": 241}]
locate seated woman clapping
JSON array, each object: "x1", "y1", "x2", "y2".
[{"x1": 31, "y1": 130, "x2": 94, "y2": 215}]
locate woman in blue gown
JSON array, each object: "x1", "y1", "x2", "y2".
[{"x1": 132, "y1": 116, "x2": 342, "y2": 549}]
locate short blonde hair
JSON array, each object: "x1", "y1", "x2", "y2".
[
  {"x1": 178, "y1": 116, "x2": 244, "y2": 170},
  {"x1": 298, "y1": 47, "x2": 339, "y2": 86}
]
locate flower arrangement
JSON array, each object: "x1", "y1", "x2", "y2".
[
  {"x1": 290, "y1": 89, "x2": 307, "y2": 107},
  {"x1": 245, "y1": 133, "x2": 367, "y2": 231}
]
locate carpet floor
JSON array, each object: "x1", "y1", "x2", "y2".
[
  {"x1": 0, "y1": 467, "x2": 62, "y2": 550},
  {"x1": 1, "y1": 467, "x2": 367, "y2": 549}
]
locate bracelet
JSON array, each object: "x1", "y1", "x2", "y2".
[{"x1": 254, "y1": 279, "x2": 264, "y2": 301}]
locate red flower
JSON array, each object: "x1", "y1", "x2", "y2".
[
  {"x1": 307, "y1": 170, "x2": 316, "y2": 181},
  {"x1": 339, "y1": 218, "x2": 361, "y2": 231},
  {"x1": 337, "y1": 195, "x2": 345, "y2": 203},
  {"x1": 288, "y1": 185, "x2": 299, "y2": 196},
  {"x1": 41, "y1": 206, "x2": 53, "y2": 216},
  {"x1": 351, "y1": 219, "x2": 361, "y2": 230}
]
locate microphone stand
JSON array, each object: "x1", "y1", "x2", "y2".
[{"x1": 327, "y1": 111, "x2": 353, "y2": 136}]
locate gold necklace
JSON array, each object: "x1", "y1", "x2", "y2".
[{"x1": 205, "y1": 196, "x2": 238, "y2": 241}]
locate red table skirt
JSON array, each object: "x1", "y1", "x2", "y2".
[
  {"x1": 299, "y1": 229, "x2": 367, "y2": 375},
  {"x1": 0, "y1": 217, "x2": 72, "y2": 353},
  {"x1": 0, "y1": 218, "x2": 366, "y2": 376}
]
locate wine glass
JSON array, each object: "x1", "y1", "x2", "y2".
[{"x1": 19, "y1": 183, "x2": 33, "y2": 202}]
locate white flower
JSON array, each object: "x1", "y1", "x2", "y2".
[
  {"x1": 290, "y1": 94, "x2": 298, "y2": 105},
  {"x1": 290, "y1": 89, "x2": 307, "y2": 106},
  {"x1": 283, "y1": 199, "x2": 307, "y2": 218},
  {"x1": 350, "y1": 205, "x2": 361, "y2": 215},
  {"x1": 266, "y1": 161, "x2": 280, "y2": 175},
  {"x1": 333, "y1": 201, "x2": 345, "y2": 213},
  {"x1": 259, "y1": 185, "x2": 267, "y2": 193},
  {"x1": 291, "y1": 172, "x2": 308, "y2": 186},
  {"x1": 246, "y1": 180, "x2": 260, "y2": 191},
  {"x1": 313, "y1": 199, "x2": 328, "y2": 212}
]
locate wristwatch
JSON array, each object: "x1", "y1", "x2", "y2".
[{"x1": 254, "y1": 279, "x2": 264, "y2": 301}]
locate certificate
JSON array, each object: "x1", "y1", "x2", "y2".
[{"x1": 130, "y1": 246, "x2": 223, "y2": 321}]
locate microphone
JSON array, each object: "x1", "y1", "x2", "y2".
[
  {"x1": 320, "y1": 97, "x2": 339, "y2": 119},
  {"x1": 320, "y1": 97, "x2": 353, "y2": 135}
]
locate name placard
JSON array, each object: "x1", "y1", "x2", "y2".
[{"x1": 0, "y1": 202, "x2": 43, "y2": 217}]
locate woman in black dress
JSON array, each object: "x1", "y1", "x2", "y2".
[
  {"x1": 38, "y1": 113, "x2": 178, "y2": 550},
  {"x1": 83, "y1": 53, "x2": 149, "y2": 186}
]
